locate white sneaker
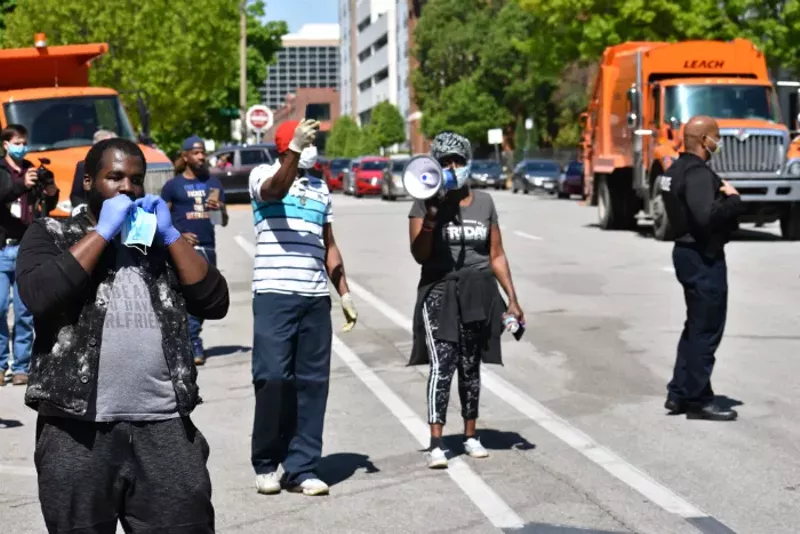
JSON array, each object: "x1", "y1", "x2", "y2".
[
  {"x1": 255, "y1": 472, "x2": 281, "y2": 495},
  {"x1": 288, "y1": 478, "x2": 329, "y2": 496},
  {"x1": 464, "y1": 437, "x2": 489, "y2": 458},
  {"x1": 427, "y1": 447, "x2": 448, "y2": 469}
]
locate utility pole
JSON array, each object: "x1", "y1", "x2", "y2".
[{"x1": 239, "y1": 0, "x2": 248, "y2": 144}]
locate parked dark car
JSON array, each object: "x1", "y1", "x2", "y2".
[
  {"x1": 469, "y1": 159, "x2": 505, "y2": 189},
  {"x1": 558, "y1": 160, "x2": 585, "y2": 199},
  {"x1": 511, "y1": 159, "x2": 561, "y2": 195},
  {"x1": 327, "y1": 158, "x2": 351, "y2": 192},
  {"x1": 209, "y1": 144, "x2": 278, "y2": 202}
]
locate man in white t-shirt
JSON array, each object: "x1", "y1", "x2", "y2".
[{"x1": 247, "y1": 119, "x2": 358, "y2": 496}]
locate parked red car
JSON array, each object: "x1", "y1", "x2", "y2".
[
  {"x1": 353, "y1": 156, "x2": 388, "y2": 197},
  {"x1": 326, "y1": 158, "x2": 351, "y2": 191}
]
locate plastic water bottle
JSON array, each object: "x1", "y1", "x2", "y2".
[{"x1": 503, "y1": 314, "x2": 520, "y2": 334}]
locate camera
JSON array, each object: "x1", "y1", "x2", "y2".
[{"x1": 31, "y1": 158, "x2": 56, "y2": 218}]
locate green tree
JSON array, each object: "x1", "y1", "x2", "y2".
[
  {"x1": 0, "y1": 0, "x2": 17, "y2": 42},
  {"x1": 358, "y1": 124, "x2": 381, "y2": 155},
  {"x1": 420, "y1": 78, "x2": 510, "y2": 149},
  {"x1": 3, "y1": 0, "x2": 286, "y2": 156},
  {"x1": 326, "y1": 115, "x2": 362, "y2": 158},
  {"x1": 369, "y1": 101, "x2": 406, "y2": 150}
]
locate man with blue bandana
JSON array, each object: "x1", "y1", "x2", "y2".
[{"x1": 247, "y1": 119, "x2": 358, "y2": 497}]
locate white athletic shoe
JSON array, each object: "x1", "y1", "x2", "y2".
[
  {"x1": 464, "y1": 437, "x2": 489, "y2": 458},
  {"x1": 427, "y1": 447, "x2": 449, "y2": 469},
  {"x1": 288, "y1": 478, "x2": 329, "y2": 496},
  {"x1": 255, "y1": 472, "x2": 281, "y2": 495}
]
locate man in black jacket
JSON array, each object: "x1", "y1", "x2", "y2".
[
  {"x1": 0, "y1": 124, "x2": 58, "y2": 386},
  {"x1": 16, "y1": 137, "x2": 229, "y2": 533},
  {"x1": 660, "y1": 115, "x2": 745, "y2": 421}
]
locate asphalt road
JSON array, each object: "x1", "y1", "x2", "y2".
[{"x1": 2, "y1": 189, "x2": 800, "y2": 533}]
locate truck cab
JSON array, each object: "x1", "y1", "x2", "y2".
[
  {"x1": 0, "y1": 34, "x2": 174, "y2": 217},
  {"x1": 583, "y1": 38, "x2": 800, "y2": 240}
]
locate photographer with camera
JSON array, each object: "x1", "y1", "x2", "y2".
[{"x1": 0, "y1": 124, "x2": 58, "y2": 385}]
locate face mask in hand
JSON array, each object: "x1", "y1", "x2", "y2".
[
  {"x1": 121, "y1": 207, "x2": 157, "y2": 254},
  {"x1": 298, "y1": 145, "x2": 318, "y2": 169}
]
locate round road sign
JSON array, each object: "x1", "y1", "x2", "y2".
[{"x1": 246, "y1": 105, "x2": 273, "y2": 131}]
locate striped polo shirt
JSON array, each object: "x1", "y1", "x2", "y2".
[{"x1": 248, "y1": 162, "x2": 332, "y2": 296}]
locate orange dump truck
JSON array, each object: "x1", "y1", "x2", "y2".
[
  {"x1": 580, "y1": 38, "x2": 800, "y2": 240},
  {"x1": 0, "y1": 34, "x2": 174, "y2": 217}
]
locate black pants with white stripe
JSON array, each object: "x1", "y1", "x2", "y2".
[{"x1": 422, "y1": 288, "x2": 482, "y2": 425}]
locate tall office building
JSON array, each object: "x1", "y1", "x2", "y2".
[
  {"x1": 340, "y1": 0, "x2": 427, "y2": 152},
  {"x1": 261, "y1": 24, "x2": 340, "y2": 111},
  {"x1": 339, "y1": 0, "x2": 399, "y2": 125}
]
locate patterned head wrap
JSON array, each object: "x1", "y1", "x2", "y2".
[{"x1": 430, "y1": 131, "x2": 472, "y2": 163}]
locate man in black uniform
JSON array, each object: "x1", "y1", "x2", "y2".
[{"x1": 659, "y1": 115, "x2": 745, "y2": 421}]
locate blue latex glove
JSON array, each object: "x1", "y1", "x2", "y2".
[
  {"x1": 135, "y1": 195, "x2": 181, "y2": 246},
  {"x1": 95, "y1": 195, "x2": 135, "y2": 241}
]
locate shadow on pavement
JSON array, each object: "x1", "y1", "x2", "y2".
[
  {"x1": 504, "y1": 523, "x2": 630, "y2": 533},
  {"x1": 0, "y1": 418, "x2": 23, "y2": 429},
  {"x1": 442, "y1": 429, "x2": 536, "y2": 458},
  {"x1": 206, "y1": 345, "x2": 251, "y2": 358},
  {"x1": 714, "y1": 395, "x2": 744, "y2": 411},
  {"x1": 318, "y1": 452, "x2": 380, "y2": 487}
]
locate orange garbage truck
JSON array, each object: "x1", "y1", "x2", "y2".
[
  {"x1": 580, "y1": 38, "x2": 800, "y2": 240},
  {"x1": 0, "y1": 33, "x2": 174, "y2": 217}
]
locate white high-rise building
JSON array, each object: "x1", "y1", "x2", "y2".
[{"x1": 340, "y1": 0, "x2": 409, "y2": 130}]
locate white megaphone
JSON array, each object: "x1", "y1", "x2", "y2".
[{"x1": 402, "y1": 155, "x2": 445, "y2": 200}]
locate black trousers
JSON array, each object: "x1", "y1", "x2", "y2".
[
  {"x1": 667, "y1": 244, "x2": 728, "y2": 404},
  {"x1": 34, "y1": 416, "x2": 214, "y2": 534}
]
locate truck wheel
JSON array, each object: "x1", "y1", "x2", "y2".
[
  {"x1": 597, "y1": 174, "x2": 637, "y2": 230},
  {"x1": 780, "y1": 203, "x2": 800, "y2": 240}
]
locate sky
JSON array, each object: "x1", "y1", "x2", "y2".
[{"x1": 265, "y1": 0, "x2": 338, "y2": 33}]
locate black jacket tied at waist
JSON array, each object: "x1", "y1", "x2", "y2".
[{"x1": 408, "y1": 268, "x2": 505, "y2": 366}]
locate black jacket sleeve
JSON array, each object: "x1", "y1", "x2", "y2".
[
  {"x1": 684, "y1": 166, "x2": 745, "y2": 235},
  {"x1": 15, "y1": 220, "x2": 91, "y2": 317},
  {"x1": 179, "y1": 264, "x2": 230, "y2": 320},
  {"x1": 0, "y1": 166, "x2": 29, "y2": 205}
]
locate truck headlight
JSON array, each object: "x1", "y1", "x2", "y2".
[{"x1": 788, "y1": 161, "x2": 800, "y2": 176}]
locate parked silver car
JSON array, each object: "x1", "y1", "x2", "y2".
[{"x1": 381, "y1": 157, "x2": 409, "y2": 200}]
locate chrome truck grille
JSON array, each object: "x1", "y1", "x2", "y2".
[
  {"x1": 144, "y1": 163, "x2": 175, "y2": 196},
  {"x1": 708, "y1": 131, "x2": 787, "y2": 175}
]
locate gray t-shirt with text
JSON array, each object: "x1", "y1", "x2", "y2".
[
  {"x1": 409, "y1": 191, "x2": 498, "y2": 276},
  {"x1": 89, "y1": 245, "x2": 179, "y2": 422}
]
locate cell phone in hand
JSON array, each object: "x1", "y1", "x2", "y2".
[{"x1": 513, "y1": 323, "x2": 525, "y2": 341}]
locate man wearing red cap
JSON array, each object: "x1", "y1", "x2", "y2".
[{"x1": 248, "y1": 118, "x2": 358, "y2": 496}]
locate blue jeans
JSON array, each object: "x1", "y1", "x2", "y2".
[
  {"x1": 189, "y1": 247, "x2": 217, "y2": 358},
  {"x1": 0, "y1": 244, "x2": 34, "y2": 374},
  {"x1": 250, "y1": 292, "x2": 332, "y2": 485}
]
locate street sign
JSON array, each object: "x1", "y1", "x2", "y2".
[
  {"x1": 246, "y1": 105, "x2": 273, "y2": 132},
  {"x1": 487, "y1": 128, "x2": 503, "y2": 145}
]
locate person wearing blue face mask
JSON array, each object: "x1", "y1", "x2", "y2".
[
  {"x1": 161, "y1": 135, "x2": 227, "y2": 366},
  {"x1": 0, "y1": 124, "x2": 58, "y2": 386},
  {"x1": 407, "y1": 131, "x2": 524, "y2": 469}
]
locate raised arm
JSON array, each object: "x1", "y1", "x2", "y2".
[{"x1": 257, "y1": 119, "x2": 319, "y2": 201}]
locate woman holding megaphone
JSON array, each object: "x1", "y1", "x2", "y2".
[{"x1": 407, "y1": 131, "x2": 524, "y2": 469}]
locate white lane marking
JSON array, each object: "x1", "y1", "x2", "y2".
[
  {"x1": 235, "y1": 237, "x2": 525, "y2": 530},
  {"x1": 661, "y1": 267, "x2": 675, "y2": 273},
  {"x1": 332, "y1": 337, "x2": 525, "y2": 529},
  {"x1": 0, "y1": 465, "x2": 37, "y2": 477},
  {"x1": 235, "y1": 235, "x2": 256, "y2": 257},
  {"x1": 339, "y1": 277, "x2": 716, "y2": 524},
  {"x1": 513, "y1": 230, "x2": 543, "y2": 241}
]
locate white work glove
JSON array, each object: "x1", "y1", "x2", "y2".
[
  {"x1": 288, "y1": 118, "x2": 320, "y2": 154},
  {"x1": 341, "y1": 292, "x2": 358, "y2": 332}
]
